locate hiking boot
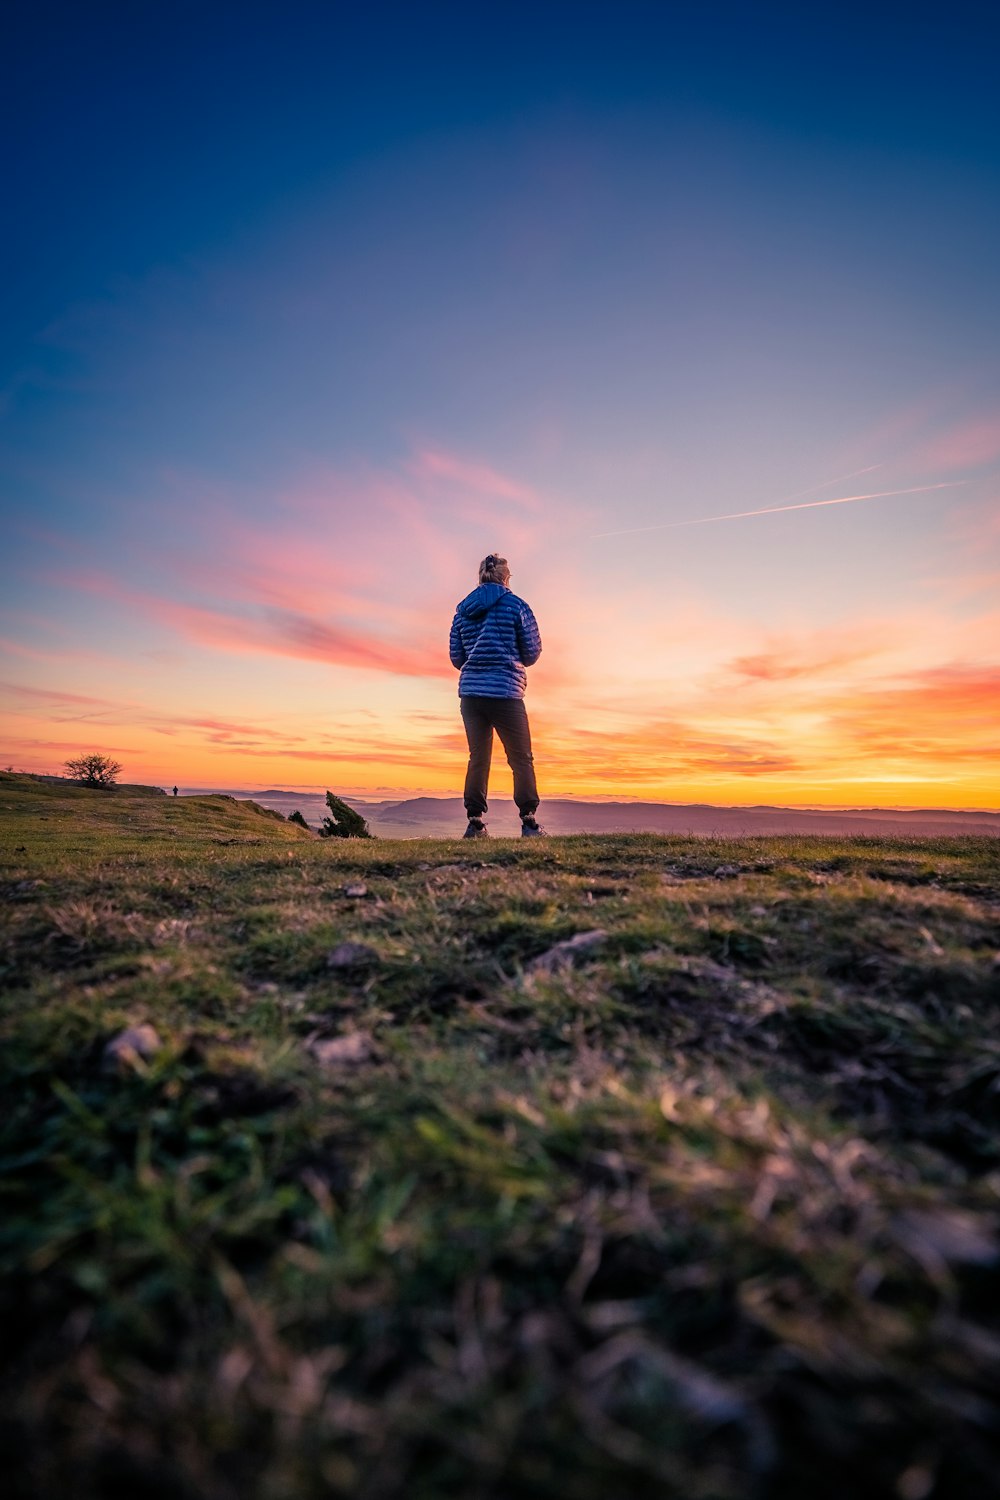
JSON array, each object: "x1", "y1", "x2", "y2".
[
  {"x1": 463, "y1": 818, "x2": 489, "y2": 839},
  {"x1": 520, "y1": 815, "x2": 545, "y2": 837}
]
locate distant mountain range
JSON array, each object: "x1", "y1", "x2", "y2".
[{"x1": 186, "y1": 789, "x2": 1000, "y2": 839}]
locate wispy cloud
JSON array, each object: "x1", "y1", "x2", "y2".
[
  {"x1": 1, "y1": 681, "x2": 309, "y2": 745},
  {"x1": 409, "y1": 448, "x2": 542, "y2": 509},
  {"x1": 1, "y1": 737, "x2": 137, "y2": 757},
  {"x1": 8, "y1": 433, "x2": 999, "y2": 803},
  {"x1": 826, "y1": 664, "x2": 1000, "y2": 748},
  {"x1": 3, "y1": 682, "x2": 113, "y2": 711},
  {"x1": 45, "y1": 570, "x2": 449, "y2": 684},
  {"x1": 34, "y1": 442, "x2": 570, "y2": 682},
  {"x1": 772, "y1": 464, "x2": 882, "y2": 504},
  {"x1": 525, "y1": 663, "x2": 1000, "y2": 797},
  {"x1": 727, "y1": 632, "x2": 887, "y2": 683},
  {"x1": 533, "y1": 714, "x2": 805, "y2": 783},
  {"x1": 149, "y1": 597, "x2": 452, "y2": 679},
  {"x1": 0, "y1": 635, "x2": 118, "y2": 666},
  {"x1": 923, "y1": 413, "x2": 1000, "y2": 471}
]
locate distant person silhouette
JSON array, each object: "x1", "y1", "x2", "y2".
[
  {"x1": 449, "y1": 553, "x2": 543, "y2": 838},
  {"x1": 172, "y1": 786, "x2": 178, "y2": 797}
]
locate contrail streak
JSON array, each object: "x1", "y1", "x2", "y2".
[
  {"x1": 774, "y1": 463, "x2": 881, "y2": 504},
  {"x1": 591, "y1": 481, "x2": 966, "y2": 539}
]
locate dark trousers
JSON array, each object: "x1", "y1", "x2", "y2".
[{"x1": 461, "y1": 696, "x2": 539, "y2": 819}]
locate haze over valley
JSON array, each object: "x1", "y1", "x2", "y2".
[{"x1": 191, "y1": 789, "x2": 1000, "y2": 839}]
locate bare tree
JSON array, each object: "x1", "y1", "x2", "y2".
[{"x1": 64, "y1": 753, "x2": 123, "y2": 788}]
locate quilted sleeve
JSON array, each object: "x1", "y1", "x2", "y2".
[
  {"x1": 515, "y1": 603, "x2": 542, "y2": 666},
  {"x1": 449, "y1": 611, "x2": 467, "y2": 669}
]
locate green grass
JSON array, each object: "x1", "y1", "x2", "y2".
[{"x1": 2, "y1": 771, "x2": 999, "y2": 1499}]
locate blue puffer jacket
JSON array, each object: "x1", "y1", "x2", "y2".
[{"x1": 449, "y1": 583, "x2": 542, "y2": 698}]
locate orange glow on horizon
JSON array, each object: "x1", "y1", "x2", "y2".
[
  {"x1": 4, "y1": 657, "x2": 998, "y2": 809},
  {"x1": 4, "y1": 443, "x2": 999, "y2": 813}
]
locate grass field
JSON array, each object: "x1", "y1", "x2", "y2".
[{"x1": 2, "y1": 771, "x2": 999, "y2": 1499}]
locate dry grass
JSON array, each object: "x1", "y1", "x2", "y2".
[{"x1": 1, "y1": 772, "x2": 999, "y2": 1498}]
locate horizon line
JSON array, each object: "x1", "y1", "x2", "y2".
[{"x1": 172, "y1": 785, "x2": 1000, "y2": 815}]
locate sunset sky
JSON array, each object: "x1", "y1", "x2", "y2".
[{"x1": 3, "y1": 3, "x2": 999, "y2": 807}]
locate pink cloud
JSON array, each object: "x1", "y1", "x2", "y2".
[
  {"x1": 845, "y1": 390, "x2": 950, "y2": 464},
  {"x1": 728, "y1": 637, "x2": 885, "y2": 682},
  {"x1": 1, "y1": 680, "x2": 311, "y2": 745},
  {"x1": 0, "y1": 636, "x2": 111, "y2": 665},
  {"x1": 800, "y1": 664, "x2": 1000, "y2": 770},
  {"x1": 1, "y1": 737, "x2": 136, "y2": 756},
  {"x1": 43, "y1": 569, "x2": 452, "y2": 682},
  {"x1": 2, "y1": 681, "x2": 113, "y2": 709},
  {"x1": 37, "y1": 440, "x2": 572, "y2": 681},
  {"x1": 177, "y1": 543, "x2": 383, "y2": 620},
  {"x1": 534, "y1": 714, "x2": 805, "y2": 780},
  {"x1": 149, "y1": 598, "x2": 451, "y2": 679},
  {"x1": 410, "y1": 448, "x2": 541, "y2": 509},
  {"x1": 923, "y1": 413, "x2": 1000, "y2": 471},
  {"x1": 214, "y1": 741, "x2": 462, "y2": 769}
]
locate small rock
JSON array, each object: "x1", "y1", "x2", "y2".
[
  {"x1": 918, "y1": 925, "x2": 944, "y2": 957},
  {"x1": 893, "y1": 1208, "x2": 999, "y2": 1267},
  {"x1": 343, "y1": 882, "x2": 368, "y2": 898},
  {"x1": 896, "y1": 1464, "x2": 935, "y2": 1500},
  {"x1": 326, "y1": 941, "x2": 380, "y2": 970},
  {"x1": 713, "y1": 865, "x2": 740, "y2": 878},
  {"x1": 311, "y1": 1032, "x2": 374, "y2": 1067},
  {"x1": 527, "y1": 930, "x2": 608, "y2": 975},
  {"x1": 103, "y1": 1024, "x2": 162, "y2": 1073}
]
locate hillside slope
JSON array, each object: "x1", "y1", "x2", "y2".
[
  {"x1": 0, "y1": 772, "x2": 314, "y2": 863},
  {"x1": 1, "y1": 778, "x2": 999, "y2": 1499}
]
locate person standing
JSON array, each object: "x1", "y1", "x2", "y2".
[{"x1": 449, "y1": 553, "x2": 544, "y2": 838}]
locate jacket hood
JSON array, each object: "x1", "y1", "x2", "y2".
[{"x1": 456, "y1": 582, "x2": 510, "y2": 620}]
